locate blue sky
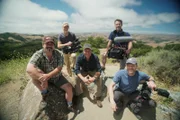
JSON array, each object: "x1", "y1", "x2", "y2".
[{"x1": 0, "y1": 0, "x2": 180, "y2": 34}]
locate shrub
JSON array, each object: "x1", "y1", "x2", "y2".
[
  {"x1": 131, "y1": 41, "x2": 152, "y2": 57},
  {"x1": 164, "y1": 43, "x2": 180, "y2": 51},
  {"x1": 138, "y1": 50, "x2": 180, "y2": 85}
]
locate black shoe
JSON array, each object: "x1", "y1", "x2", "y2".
[
  {"x1": 96, "y1": 100, "x2": 103, "y2": 108},
  {"x1": 101, "y1": 66, "x2": 105, "y2": 71},
  {"x1": 68, "y1": 105, "x2": 80, "y2": 114},
  {"x1": 94, "y1": 96, "x2": 103, "y2": 108}
]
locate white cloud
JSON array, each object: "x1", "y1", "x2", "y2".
[
  {"x1": 64, "y1": 0, "x2": 180, "y2": 33},
  {"x1": 0, "y1": 0, "x2": 179, "y2": 34},
  {"x1": 0, "y1": 0, "x2": 68, "y2": 33}
]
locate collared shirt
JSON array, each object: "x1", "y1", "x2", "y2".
[
  {"x1": 75, "y1": 53, "x2": 101, "y2": 74},
  {"x1": 109, "y1": 30, "x2": 130, "y2": 49},
  {"x1": 113, "y1": 69, "x2": 150, "y2": 94},
  {"x1": 29, "y1": 49, "x2": 64, "y2": 81}
]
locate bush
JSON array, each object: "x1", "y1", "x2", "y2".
[
  {"x1": 131, "y1": 41, "x2": 152, "y2": 57},
  {"x1": 81, "y1": 36, "x2": 107, "y2": 48},
  {"x1": 78, "y1": 36, "x2": 107, "y2": 55},
  {"x1": 164, "y1": 43, "x2": 180, "y2": 51},
  {"x1": 138, "y1": 50, "x2": 180, "y2": 85}
]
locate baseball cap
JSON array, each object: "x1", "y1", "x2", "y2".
[
  {"x1": 83, "y1": 43, "x2": 92, "y2": 50},
  {"x1": 42, "y1": 36, "x2": 55, "y2": 44},
  {"x1": 126, "y1": 58, "x2": 137, "y2": 64}
]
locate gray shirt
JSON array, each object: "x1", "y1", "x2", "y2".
[
  {"x1": 58, "y1": 32, "x2": 76, "y2": 44},
  {"x1": 58, "y1": 32, "x2": 76, "y2": 53}
]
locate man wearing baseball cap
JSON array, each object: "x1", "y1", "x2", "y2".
[
  {"x1": 74, "y1": 43, "x2": 103, "y2": 107},
  {"x1": 57, "y1": 22, "x2": 77, "y2": 77},
  {"x1": 26, "y1": 36, "x2": 77, "y2": 113},
  {"x1": 108, "y1": 57, "x2": 156, "y2": 116}
]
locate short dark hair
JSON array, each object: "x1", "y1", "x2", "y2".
[{"x1": 114, "y1": 19, "x2": 123, "y2": 25}]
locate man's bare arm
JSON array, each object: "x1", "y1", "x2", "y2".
[
  {"x1": 108, "y1": 81, "x2": 118, "y2": 111},
  {"x1": 126, "y1": 41, "x2": 133, "y2": 54},
  {"x1": 57, "y1": 41, "x2": 72, "y2": 49},
  {"x1": 39, "y1": 66, "x2": 62, "y2": 82},
  {"x1": 26, "y1": 63, "x2": 44, "y2": 80},
  {"x1": 105, "y1": 40, "x2": 112, "y2": 53}
]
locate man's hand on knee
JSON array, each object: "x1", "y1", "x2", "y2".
[{"x1": 110, "y1": 101, "x2": 118, "y2": 112}]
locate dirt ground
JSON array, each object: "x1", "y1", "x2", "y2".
[
  {"x1": 68, "y1": 64, "x2": 138, "y2": 120},
  {"x1": 0, "y1": 80, "x2": 21, "y2": 120},
  {"x1": 0, "y1": 64, "x2": 138, "y2": 120}
]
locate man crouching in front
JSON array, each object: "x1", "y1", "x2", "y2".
[
  {"x1": 108, "y1": 58, "x2": 156, "y2": 118},
  {"x1": 26, "y1": 36, "x2": 77, "y2": 113}
]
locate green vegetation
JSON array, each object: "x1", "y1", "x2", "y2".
[
  {"x1": 138, "y1": 50, "x2": 180, "y2": 85},
  {"x1": 131, "y1": 41, "x2": 153, "y2": 57},
  {"x1": 0, "y1": 58, "x2": 29, "y2": 85},
  {"x1": 79, "y1": 36, "x2": 107, "y2": 55},
  {"x1": 0, "y1": 40, "x2": 42, "y2": 60},
  {"x1": 0, "y1": 32, "x2": 27, "y2": 41},
  {"x1": 164, "y1": 43, "x2": 180, "y2": 51}
]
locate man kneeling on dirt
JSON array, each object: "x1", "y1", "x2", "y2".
[
  {"x1": 26, "y1": 36, "x2": 76, "y2": 112},
  {"x1": 74, "y1": 43, "x2": 103, "y2": 108},
  {"x1": 108, "y1": 58, "x2": 156, "y2": 116}
]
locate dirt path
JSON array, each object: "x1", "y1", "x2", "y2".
[
  {"x1": 0, "y1": 80, "x2": 21, "y2": 120},
  {"x1": 68, "y1": 64, "x2": 138, "y2": 120}
]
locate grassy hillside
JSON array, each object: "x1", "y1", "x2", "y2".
[
  {"x1": 0, "y1": 58, "x2": 29, "y2": 85},
  {"x1": 0, "y1": 32, "x2": 27, "y2": 41},
  {"x1": 0, "y1": 40, "x2": 42, "y2": 60}
]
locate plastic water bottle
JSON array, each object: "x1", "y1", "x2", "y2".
[{"x1": 87, "y1": 82, "x2": 95, "y2": 94}]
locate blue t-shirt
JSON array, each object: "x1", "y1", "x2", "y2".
[
  {"x1": 113, "y1": 69, "x2": 150, "y2": 94},
  {"x1": 108, "y1": 30, "x2": 130, "y2": 49}
]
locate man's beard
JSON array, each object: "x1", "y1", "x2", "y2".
[
  {"x1": 116, "y1": 27, "x2": 121, "y2": 31},
  {"x1": 45, "y1": 47, "x2": 53, "y2": 52}
]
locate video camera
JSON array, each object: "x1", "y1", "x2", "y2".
[
  {"x1": 63, "y1": 38, "x2": 81, "y2": 54},
  {"x1": 128, "y1": 83, "x2": 170, "y2": 114},
  {"x1": 107, "y1": 47, "x2": 126, "y2": 59},
  {"x1": 107, "y1": 36, "x2": 134, "y2": 59}
]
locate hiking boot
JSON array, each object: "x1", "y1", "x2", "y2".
[
  {"x1": 96, "y1": 100, "x2": 103, "y2": 108},
  {"x1": 94, "y1": 96, "x2": 103, "y2": 108},
  {"x1": 68, "y1": 105, "x2": 80, "y2": 114}
]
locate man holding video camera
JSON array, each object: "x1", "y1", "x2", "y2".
[
  {"x1": 101, "y1": 19, "x2": 133, "y2": 70},
  {"x1": 58, "y1": 22, "x2": 77, "y2": 77},
  {"x1": 108, "y1": 58, "x2": 156, "y2": 116}
]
